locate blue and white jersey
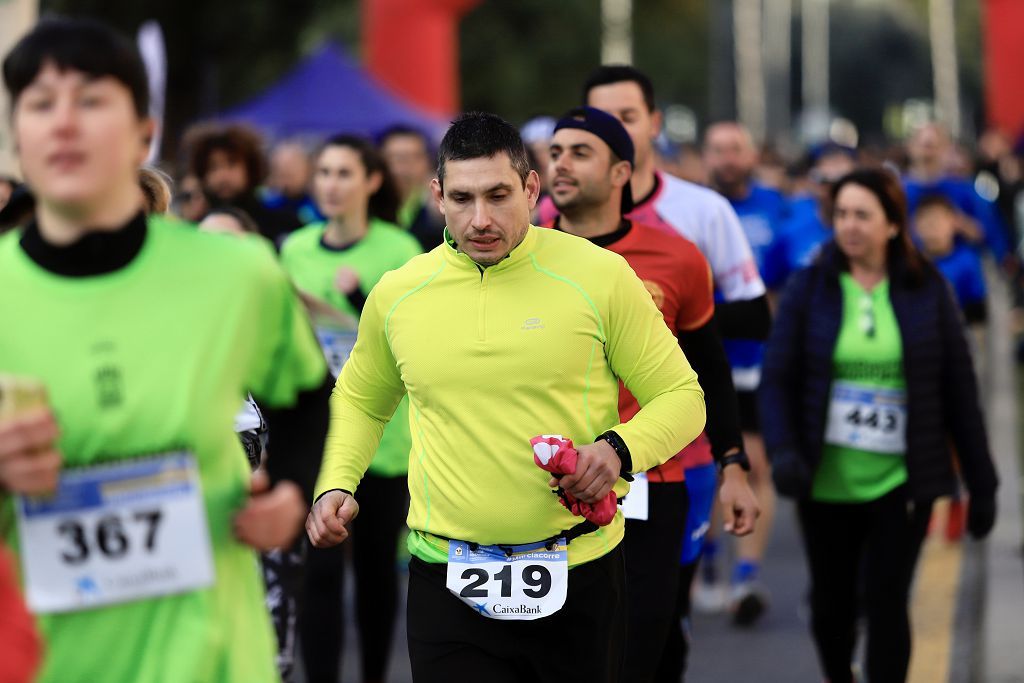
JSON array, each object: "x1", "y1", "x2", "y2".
[{"x1": 721, "y1": 183, "x2": 789, "y2": 391}]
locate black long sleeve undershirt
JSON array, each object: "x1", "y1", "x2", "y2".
[
  {"x1": 678, "y1": 317, "x2": 744, "y2": 461},
  {"x1": 262, "y1": 372, "x2": 332, "y2": 504},
  {"x1": 963, "y1": 300, "x2": 988, "y2": 325},
  {"x1": 714, "y1": 294, "x2": 771, "y2": 340},
  {"x1": 345, "y1": 289, "x2": 367, "y2": 313}
]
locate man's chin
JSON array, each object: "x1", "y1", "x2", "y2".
[{"x1": 471, "y1": 253, "x2": 506, "y2": 267}]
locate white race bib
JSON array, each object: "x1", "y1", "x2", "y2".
[
  {"x1": 824, "y1": 382, "x2": 907, "y2": 454},
  {"x1": 16, "y1": 452, "x2": 215, "y2": 613},
  {"x1": 315, "y1": 326, "x2": 357, "y2": 378},
  {"x1": 619, "y1": 472, "x2": 649, "y2": 521},
  {"x1": 446, "y1": 538, "x2": 568, "y2": 620}
]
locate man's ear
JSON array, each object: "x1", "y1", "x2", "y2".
[
  {"x1": 430, "y1": 177, "x2": 445, "y2": 216},
  {"x1": 366, "y1": 170, "x2": 383, "y2": 196},
  {"x1": 611, "y1": 160, "x2": 632, "y2": 191},
  {"x1": 525, "y1": 169, "x2": 541, "y2": 210},
  {"x1": 650, "y1": 109, "x2": 663, "y2": 138}
]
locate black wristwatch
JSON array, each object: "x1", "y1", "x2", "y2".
[
  {"x1": 717, "y1": 451, "x2": 751, "y2": 474},
  {"x1": 597, "y1": 430, "x2": 634, "y2": 482}
]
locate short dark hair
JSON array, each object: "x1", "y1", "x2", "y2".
[
  {"x1": 3, "y1": 17, "x2": 149, "y2": 118},
  {"x1": 832, "y1": 168, "x2": 926, "y2": 283},
  {"x1": 436, "y1": 112, "x2": 530, "y2": 190},
  {"x1": 914, "y1": 193, "x2": 957, "y2": 217},
  {"x1": 319, "y1": 134, "x2": 400, "y2": 224},
  {"x1": 582, "y1": 65, "x2": 656, "y2": 112},
  {"x1": 185, "y1": 124, "x2": 267, "y2": 191},
  {"x1": 376, "y1": 124, "x2": 432, "y2": 154}
]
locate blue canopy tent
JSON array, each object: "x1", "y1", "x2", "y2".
[{"x1": 218, "y1": 42, "x2": 448, "y2": 142}]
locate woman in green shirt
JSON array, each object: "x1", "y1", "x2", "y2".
[
  {"x1": 281, "y1": 135, "x2": 421, "y2": 683},
  {"x1": 760, "y1": 168, "x2": 998, "y2": 683}
]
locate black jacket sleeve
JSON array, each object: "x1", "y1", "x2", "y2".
[
  {"x1": 262, "y1": 372, "x2": 332, "y2": 505},
  {"x1": 758, "y1": 270, "x2": 815, "y2": 497},
  {"x1": 938, "y1": 281, "x2": 999, "y2": 498},
  {"x1": 714, "y1": 294, "x2": 771, "y2": 340},
  {"x1": 678, "y1": 317, "x2": 743, "y2": 461}
]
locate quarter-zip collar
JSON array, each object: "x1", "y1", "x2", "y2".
[{"x1": 442, "y1": 224, "x2": 539, "y2": 274}]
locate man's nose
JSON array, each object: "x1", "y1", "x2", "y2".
[{"x1": 471, "y1": 199, "x2": 492, "y2": 229}]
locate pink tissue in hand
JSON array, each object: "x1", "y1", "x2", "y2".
[
  {"x1": 531, "y1": 435, "x2": 578, "y2": 474},
  {"x1": 530, "y1": 435, "x2": 617, "y2": 527}
]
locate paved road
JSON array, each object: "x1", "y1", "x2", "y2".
[{"x1": 686, "y1": 500, "x2": 820, "y2": 682}]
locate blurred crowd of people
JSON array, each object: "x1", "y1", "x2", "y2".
[{"x1": 0, "y1": 16, "x2": 1010, "y2": 683}]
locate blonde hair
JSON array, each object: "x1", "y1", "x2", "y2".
[{"x1": 139, "y1": 167, "x2": 174, "y2": 215}]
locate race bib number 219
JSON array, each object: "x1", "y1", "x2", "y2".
[{"x1": 446, "y1": 539, "x2": 568, "y2": 620}]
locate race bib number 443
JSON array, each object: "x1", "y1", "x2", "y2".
[
  {"x1": 824, "y1": 382, "x2": 907, "y2": 454},
  {"x1": 15, "y1": 452, "x2": 214, "y2": 613},
  {"x1": 446, "y1": 539, "x2": 568, "y2": 620}
]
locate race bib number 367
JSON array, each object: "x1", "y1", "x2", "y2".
[
  {"x1": 16, "y1": 452, "x2": 214, "y2": 613},
  {"x1": 446, "y1": 539, "x2": 568, "y2": 620}
]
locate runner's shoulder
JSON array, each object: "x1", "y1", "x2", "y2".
[
  {"x1": 149, "y1": 214, "x2": 285, "y2": 283},
  {"x1": 367, "y1": 245, "x2": 448, "y2": 301},
  {"x1": 629, "y1": 221, "x2": 709, "y2": 268},
  {"x1": 367, "y1": 218, "x2": 422, "y2": 249},
  {"x1": 534, "y1": 224, "x2": 633, "y2": 271},
  {"x1": 279, "y1": 221, "x2": 327, "y2": 255}
]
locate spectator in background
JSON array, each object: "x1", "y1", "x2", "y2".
[
  {"x1": 262, "y1": 140, "x2": 324, "y2": 225},
  {"x1": 699, "y1": 121, "x2": 788, "y2": 625},
  {"x1": 762, "y1": 143, "x2": 856, "y2": 292},
  {"x1": 913, "y1": 194, "x2": 987, "y2": 325},
  {"x1": 904, "y1": 122, "x2": 1009, "y2": 263},
  {"x1": 704, "y1": 123, "x2": 789, "y2": 269},
  {"x1": 185, "y1": 123, "x2": 301, "y2": 244},
  {"x1": 520, "y1": 115, "x2": 557, "y2": 193},
  {"x1": 173, "y1": 173, "x2": 209, "y2": 223},
  {"x1": 378, "y1": 124, "x2": 445, "y2": 250},
  {"x1": 975, "y1": 128, "x2": 1023, "y2": 256},
  {"x1": 655, "y1": 141, "x2": 708, "y2": 186},
  {"x1": 754, "y1": 144, "x2": 788, "y2": 193}
]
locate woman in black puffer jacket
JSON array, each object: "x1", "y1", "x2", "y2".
[{"x1": 759, "y1": 168, "x2": 998, "y2": 683}]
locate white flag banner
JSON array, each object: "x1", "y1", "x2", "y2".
[{"x1": 137, "y1": 21, "x2": 166, "y2": 165}]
